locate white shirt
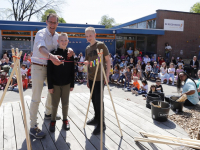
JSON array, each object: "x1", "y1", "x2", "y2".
[
  {"x1": 145, "y1": 65, "x2": 152, "y2": 71},
  {"x1": 20, "y1": 68, "x2": 28, "y2": 75},
  {"x1": 160, "y1": 67, "x2": 167, "y2": 74},
  {"x1": 31, "y1": 28, "x2": 59, "y2": 65},
  {"x1": 143, "y1": 85, "x2": 148, "y2": 92},
  {"x1": 78, "y1": 66, "x2": 83, "y2": 72},
  {"x1": 79, "y1": 56, "x2": 85, "y2": 62},
  {"x1": 143, "y1": 57, "x2": 151, "y2": 64},
  {"x1": 168, "y1": 68, "x2": 175, "y2": 74}
]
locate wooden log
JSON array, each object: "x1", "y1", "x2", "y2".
[{"x1": 134, "y1": 137, "x2": 200, "y2": 149}]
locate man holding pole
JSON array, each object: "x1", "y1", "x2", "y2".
[
  {"x1": 29, "y1": 13, "x2": 73, "y2": 138},
  {"x1": 85, "y1": 27, "x2": 111, "y2": 135}
]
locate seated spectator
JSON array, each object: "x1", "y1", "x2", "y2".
[
  {"x1": 142, "y1": 55, "x2": 150, "y2": 70},
  {"x1": 150, "y1": 56, "x2": 156, "y2": 66},
  {"x1": 128, "y1": 58, "x2": 134, "y2": 69},
  {"x1": 0, "y1": 72, "x2": 8, "y2": 90},
  {"x1": 149, "y1": 84, "x2": 157, "y2": 94},
  {"x1": 144, "y1": 62, "x2": 152, "y2": 79},
  {"x1": 78, "y1": 63, "x2": 84, "y2": 84},
  {"x1": 177, "y1": 71, "x2": 199, "y2": 106},
  {"x1": 150, "y1": 62, "x2": 159, "y2": 80},
  {"x1": 109, "y1": 65, "x2": 113, "y2": 82},
  {"x1": 119, "y1": 59, "x2": 126, "y2": 68},
  {"x1": 117, "y1": 67, "x2": 125, "y2": 85},
  {"x1": 196, "y1": 70, "x2": 200, "y2": 98},
  {"x1": 176, "y1": 64, "x2": 184, "y2": 81},
  {"x1": 20, "y1": 64, "x2": 28, "y2": 75},
  {"x1": 155, "y1": 80, "x2": 163, "y2": 93},
  {"x1": 130, "y1": 76, "x2": 140, "y2": 93},
  {"x1": 111, "y1": 64, "x2": 120, "y2": 82},
  {"x1": 124, "y1": 66, "x2": 132, "y2": 90},
  {"x1": 177, "y1": 57, "x2": 184, "y2": 69},
  {"x1": 1, "y1": 59, "x2": 6, "y2": 67},
  {"x1": 137, "y1": 54, "x2": 142, "y2": 62},
  {"x1": 27, "y1": 54, "x2": 32, "y2": 63},
  {"x1": 27, "y1": 65, "x2": 31, "y2": 86},
  {"x1": 22, "y1": 74, "x2": 28, "y2": 89},
  {"x1": 5, "y1": 57, "x2": 11, "y2": 66},
  {"x1": 109, "y1": 53, "x2": 113, "y2": 67},
  {"x1": 159, "y1": 62, "x2": 169, "y2": 84},
  {"x1": 134, "y1": 48, "x2": 140, "y2": 63},
  {"x1": 121, "y1": 54, "x2": 125, "y2": 60},
  {"x1": 8, "y1": 63, "x2": 14, "y2": 77},
  {"x1": 134, "y1": 79, "x2": 148, "y2": 96},
  {"x1": 125, "y1": 54, "x2": 130, "y2": 64},
  {"x1": 23, "y1": 56, "x2": 31, "y2": 68},
  {"x1": 159, "y1": 57, "x2": 165, "y2": 66},
  {"x1": 170, "y1": 56, "x2": 177, "y2": 66},
  {"x1": 168, "y1": 63, "x2": 175, "y2": 85},
  {"x1": 189, "y1": 56, "x2": 199, "y2": 78},
  {"x1": 132, "y1": 68, "x2": 140, "y2": 79}
]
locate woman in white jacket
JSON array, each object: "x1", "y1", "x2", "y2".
[{"x1": 159, "y1": 62, "x2": 169, "y2": 84}]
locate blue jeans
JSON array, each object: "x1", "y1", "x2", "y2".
[
  {"x1": 124, "y1": 79, "x2": 130, "y2": 88},
  {"x1": 168, "y1": 74, "x2": 174, "y2": 83},
  {"x1": 127, "y1": 87, "x2": 139, "y2": 91},
  {"x1": 118, "y1": 75, "x2": 125, "y2": 82},
  {"x1": 138, "y1": 90, "x2": 147, "y2": 95},
  {"x1": 150, "y1": 73, "x2": 157, "y2": 79}
]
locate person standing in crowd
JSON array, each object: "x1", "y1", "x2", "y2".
[
  {"x1": 189, "y1": 56, "x2": 199, "y2": 78},
  {"x1": 165, "y1": 42, "x2": 172, "y2": 61},
  {"x1": 177, "y1": 71, "x2": 199, "y2": 106},
  {"x1": 127, "y1": 47, "x2": 133, "y2": 58},
  {"x1": 85, "y1": 27, "x2": 111, "y2": 135},
  {"x1": 29, "y1": 13, "x2": 73, "y2": 139},
  {"x1": 79, "y1": 52, "x2": 85, "y2": 62},
  {"x1": 134, "y1": 48, "x2": 139, "y2": 64}
]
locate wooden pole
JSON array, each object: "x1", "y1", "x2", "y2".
[
  {"x1": 0, "y1": 50, "x2": 22, "y2": 107},
  {"x1": 101, "y1": 63, "x2": 123, "y2": 137},
  {"x1": 83, "y1": 49, "x2": 100, "y2": 128},
  {"x1": 134, "y1": 137, "x2": 200, "y2": 149},
  {"x1": 100, "y1": 49, "x2": 103, "y2": 150},
  {"x1": 14, "y1": 48, "x2": 32, "y2": 150}
]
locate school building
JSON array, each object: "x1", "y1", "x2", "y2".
[{"x1": 0, "y1": 9, "x2": 200, "y2": 58}]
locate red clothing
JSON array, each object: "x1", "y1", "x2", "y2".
[
  {"x1": 27, "y1": 69, "x2": 31, "y2": 76},
  {"x1": 0, "y1": 78, "x2": 7, "y2": 85},
  {"x1": 159, "y1": 59, "x2": 165, "y2": 66},
  {"x1": 22, "y1": 78, "x2": 28, "y2": 89}
]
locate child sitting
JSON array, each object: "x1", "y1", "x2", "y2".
[
  {"x1": 124, "y1": 66, "x2": 132, "y2": 90},
  {"x1": 111, "y1": 64, "x2": 120, "y2": 82},
  {"x1": 150, "y1": 62, "x2": 159, "y2": 80},
  {"x1": 22, "y1": 74, "x2": 28, "y2": 89},
  {"x1": 168, "y1": 63, "x2": 175, "y2": 85},
  {"x1": 176, "y1": 64, "x2": 184, "y2": 81},
  {"x1": 144, "y1": 62, "x2": 152, "y2": 79},
  {"x1": 0, "y1": 72, "x2": 8, "y2": 90},
  {"x1": 20, "y1": 64, "x2": 28, "y2": 75},
  {"x1": 155, "y1": 80, "x2": 163, "y2": 93},
  {"x1": 149, "y1": 85, "x2": 157, "y2": 94},
  {"x1": 159, "y1": 62, "x2": 169, "y2": 84},
  {"x1": 27, "y1": 65, "x2": 31, "y2": 86},
  {"x1": 132, "y1": 68, "x2": 140, "y2": 79},
  {"x1": 119, "y1": 59, "x2": 126, "y2": 68},
  {"x1": 130, "y1": 76, "x2": 140, "y2": 94},
  {"x1": 135, "y1": 80, "x2": 148, "y2": 96},
  {"x1": 78, "y1": 63, "x2": 84, "y2": 84},
  {"x1": 117, "y1": 67, "x2": 125, "y2": 85},
  {"x1": 23, "y1": 56, "x2": 31, "y2": 68}
]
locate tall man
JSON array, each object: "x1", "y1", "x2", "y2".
[
  {"x1": 29, "y1": 13, "x2": 73, "y2": 138},
  {"x1": 85, "y1": 27, "x2": 111, "y2": 135}
]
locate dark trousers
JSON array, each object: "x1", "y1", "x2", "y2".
[
  {"x1": 184, "y1": 99, "x2": 195, "y2": 106},
  {"x1": 89, "y1": 80, "x2": 104, "y2": 124}
]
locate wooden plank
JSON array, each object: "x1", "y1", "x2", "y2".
[
  {"x1": 0, "y1": 104, "x2": 3, "y2": 150},
  {"x1": 71, "y1": 94, "x2": 160, "y2": 150},
  {"x1": 70, "y1": 95, "x2": 153, "y2": 150},
  {"x1": 68, "y1": 96, "x2": 130, "y2": 150},
  {"x1": 103, "y1": 95, "x2": 189, "y2": 138},
  {"x1": 3, "y1": 103, "x2": 16, "y2": 150},
  {"x1": 106, "y1": 95, "x2": 188, "y2": 137},
  {"x1": 25, "y1": 99, "x2": 58, "y2": 150},
  {"x1": 76, "y1": 93, "x2": 173, "y2": 150}
]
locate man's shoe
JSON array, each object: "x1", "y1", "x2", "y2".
[
  {"x1": 86, "y1": 117, "x2": 97, "y2": 125},
  {"x1": 49, "y1": 121, "x2": 56, "y2": 132},
  {"x1": 93, "y1": 123, "x2": 106, "y2": 135},
  {"x1": 30, "y1": 126, "x2": 46, "y2": 139},
  {"x1": 44, "y1": 114, "x2": 61, "y2": 120},
  {"x1": 63, "y1": 119, "x2": 70, "y2": 131}
]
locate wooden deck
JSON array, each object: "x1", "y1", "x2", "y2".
[{"x1": 0, "y1": 93, "x2": 190, "y2": 150}]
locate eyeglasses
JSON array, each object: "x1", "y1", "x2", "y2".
[{"x1": 48, "y1": 21, "x2": 57, "y2": 25}]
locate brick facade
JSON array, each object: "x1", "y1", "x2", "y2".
[{"x1": 156, "y1": 10, "x2": 200, "y2": 59}]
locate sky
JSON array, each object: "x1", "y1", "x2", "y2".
[{"x1": 0, "y1": 0, "x2": 199, "y2": 25}]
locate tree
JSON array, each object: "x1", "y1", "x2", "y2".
[
  {"x1": 99, "y1": 15, "x2": 115, "y2": 28},
  {"x1": 190, "y1": 2, "x2": 200, "y2": 13},
  {"x1": 4, "y1": 0, "x2": 65, "y2": 21},
  {"x1": 41, "y1": 9, "x2": 66, "y2": 23}
]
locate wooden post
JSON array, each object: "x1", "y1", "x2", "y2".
[{"x1": 0, "y1": 48, "x2": 32, "y2": 150}]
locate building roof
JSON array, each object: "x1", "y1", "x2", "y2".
[
  {"x1": 111, "y1": 13, "x2": 157, "y2": 29},
  {"x1": 116, "y1": 28, "x2": 165, "y2": 35}
]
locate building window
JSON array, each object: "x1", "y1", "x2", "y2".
[
  {"x1": 137, "y1": 21, "x2": 147, "y2": 29},
  {"x1": 2, "y1": 36, "x2": 31, "y2": 51},
  {"x1": 129, "y1": 24, "x2": 137, "y2": 29},
  {"x1": 137, "y1": 36, "x2": 145, "y2": 41},
  {"x1": 137, "y1": 41, "x2": 145, "y2": 51},
  {"x1": 147, "y1": 20, "x2": 156, "y2": 29},
  {"x1": 2, "y1": 30, "x2": 31, "y2": 36}
]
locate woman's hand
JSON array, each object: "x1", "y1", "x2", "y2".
[{"x1": 49, "y1": 89, "x2": 54, "y2": 94}]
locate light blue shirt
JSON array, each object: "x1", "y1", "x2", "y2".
[{"x1": 182, "y1": 78, "x2": 199, "y2": 105}]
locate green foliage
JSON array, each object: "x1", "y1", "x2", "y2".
[
  {"x1": 190, "y1": 2, "x2": 200, "y2": 13},
  {"x1": 99, "y1": 15, "x2": 115, "y2": 28},
  {"x1": 41, "y1": 9, "x2": 66, "y2": 23}
]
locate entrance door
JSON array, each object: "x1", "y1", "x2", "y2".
[{"x1": 125, "y1": 40, "x2": 136, "y2": 51}]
